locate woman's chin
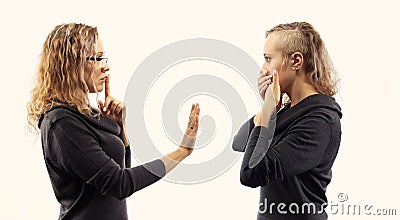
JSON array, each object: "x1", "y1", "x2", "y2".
[
  {"x1": 88, "y1": 85, "x2": 103, "y2": 93},
  {"x1": 96, "y1": 84, "x2": 104, "y2": 92}
]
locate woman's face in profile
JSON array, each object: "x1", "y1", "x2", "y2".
[
  {"x1": 262, "y1": 33, "x2": 284, "y2": 76},
  {"x1": 262, "y1": 33, "x2": 289, "y2": 91},
  {"x1": 84, "y1": 37, "x2": 110, "y2": 93}
]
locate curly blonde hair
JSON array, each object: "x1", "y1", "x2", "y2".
[
  {"x1": 27, "y1": 23, "x2": 99, "y2": 132},
  {"x1": 266, "y1": 22, "x2": 339, "y2": 97}
]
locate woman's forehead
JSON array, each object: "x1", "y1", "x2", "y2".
[
  {"x1": 96, "y1": 38, "x2": 104, "y2": 53},
  {"x1": 264, "y1": 33, "x2": 280, "y2": 54}
]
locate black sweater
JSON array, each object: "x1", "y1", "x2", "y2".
[
  {"x1": 38, "y1": 105, "x2": 166, "y2": 220},
  {"x1": 233, "y1": 94, "x2": 342, "y2": 220}
]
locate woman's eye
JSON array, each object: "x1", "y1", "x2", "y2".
[{"x1": 264, "y1": 56, "x2": 271, "y2": 62}]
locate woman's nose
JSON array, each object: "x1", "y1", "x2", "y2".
[
  {"x1": 260, "y1": 68, "x2": 268, "y2": 75},
  {"x1": 261, "y1": 63, "x2": 268, "y2": 74},
  {"x1": 102, "y1": 64, "x2": 110, "y2": 72}
]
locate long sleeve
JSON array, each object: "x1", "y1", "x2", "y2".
[
  {"x1": 125, "y1": 146, "x2": 131, "y2": 168},
  {"x1": 48, "y1": 116, "x2": 166, "y2": 201},
  {"x1": 240, "y1": 116, "x2": 332, "y2": 188},
  {"x1": 232, "y1": 116, "x2": 255, "y2": 152}
]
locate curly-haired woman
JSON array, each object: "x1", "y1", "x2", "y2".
[{"x1": 27, "y1": 23, "x2": 200, "y2": 220}]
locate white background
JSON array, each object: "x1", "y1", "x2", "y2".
[{"x1": 1, "y1": 0, "x2": 399, "y2": 219}]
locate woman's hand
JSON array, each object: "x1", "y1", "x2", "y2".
[
  {"x1": 179, "y1": 103, "x2": 200, "y2": 156},
  {"x1": 160, "y1": 103, "x2": 200, "y2": 173},
  {"x1": 258, "y1": 69, "x2": 281, "y2": 108},
  {"x1": 254, "y1": 70, "x2": 282, "y2": 127},
  {"x1": 97, "y1": 75, "x2": 126, "y2": 128},
  {"x1": 257, "y1": 70, "x2": 273, "y2": 100},
  {"x1": 267, "y1": 69, "x2": 282, "y2": 109}
]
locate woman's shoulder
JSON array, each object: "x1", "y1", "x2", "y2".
[
  {"x1": 39, "y1": 104, "x2": 85, "y2": 130},
  {"x1": 284, "y1": 94, "x2": 342, "y2": 126},
  {"x1": 307, "y1": 94, "x2": 342, "y2": 123},
  {"x1": 39, "y1": 104, "x2": 121, "y2": 136}
]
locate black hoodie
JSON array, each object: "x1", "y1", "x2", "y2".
[
  {"x1": 233, "y1": 94, "x2": 342, "y2": 220},
  {"x1": 38, "y1": 105, "x2": 166, "y2": 220}
]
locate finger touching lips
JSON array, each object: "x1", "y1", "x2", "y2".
[{"x1": 105, "y1": 74, "x2": 110, "y2": 98}]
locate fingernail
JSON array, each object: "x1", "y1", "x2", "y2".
[
  {"x1": 103, "y1": 107, "x2": 107, "y2": 111},
  {"x1": 272, "y1": 69, "x2": 277, "y2": 75}
]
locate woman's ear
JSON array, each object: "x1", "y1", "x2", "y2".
[{"x1": 290, "y1": 52, "x2": 303, "y2": 71}]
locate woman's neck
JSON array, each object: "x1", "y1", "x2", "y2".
[{"x1": 287, "y1": 77, "x2": 319, "y2": 108}]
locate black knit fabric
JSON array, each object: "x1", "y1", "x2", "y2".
[
  {"x1": 39, "y1": 104, "x2": 166, "y2": 220},
  {"x1": 233, "y1": 94, "x2": 342, "y2": 220}
]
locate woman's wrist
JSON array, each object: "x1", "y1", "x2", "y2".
[
  {"x1": 177, "y1": 146, "x2": 192, "y2": 157},
  {"x1": 160, "y1": 147, "x2": 191, "y2": 173}
]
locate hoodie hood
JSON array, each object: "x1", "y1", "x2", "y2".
[
  {"x1": 275, "y1": 94, "x2": 342, "y2": 134},
  {"x1": 38, "y1": 104, "x2": 121, "y2": 136}
]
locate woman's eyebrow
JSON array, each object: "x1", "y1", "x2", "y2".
[{"x1": 96, "y1": 51, "x2": 104, "y2": 56}]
